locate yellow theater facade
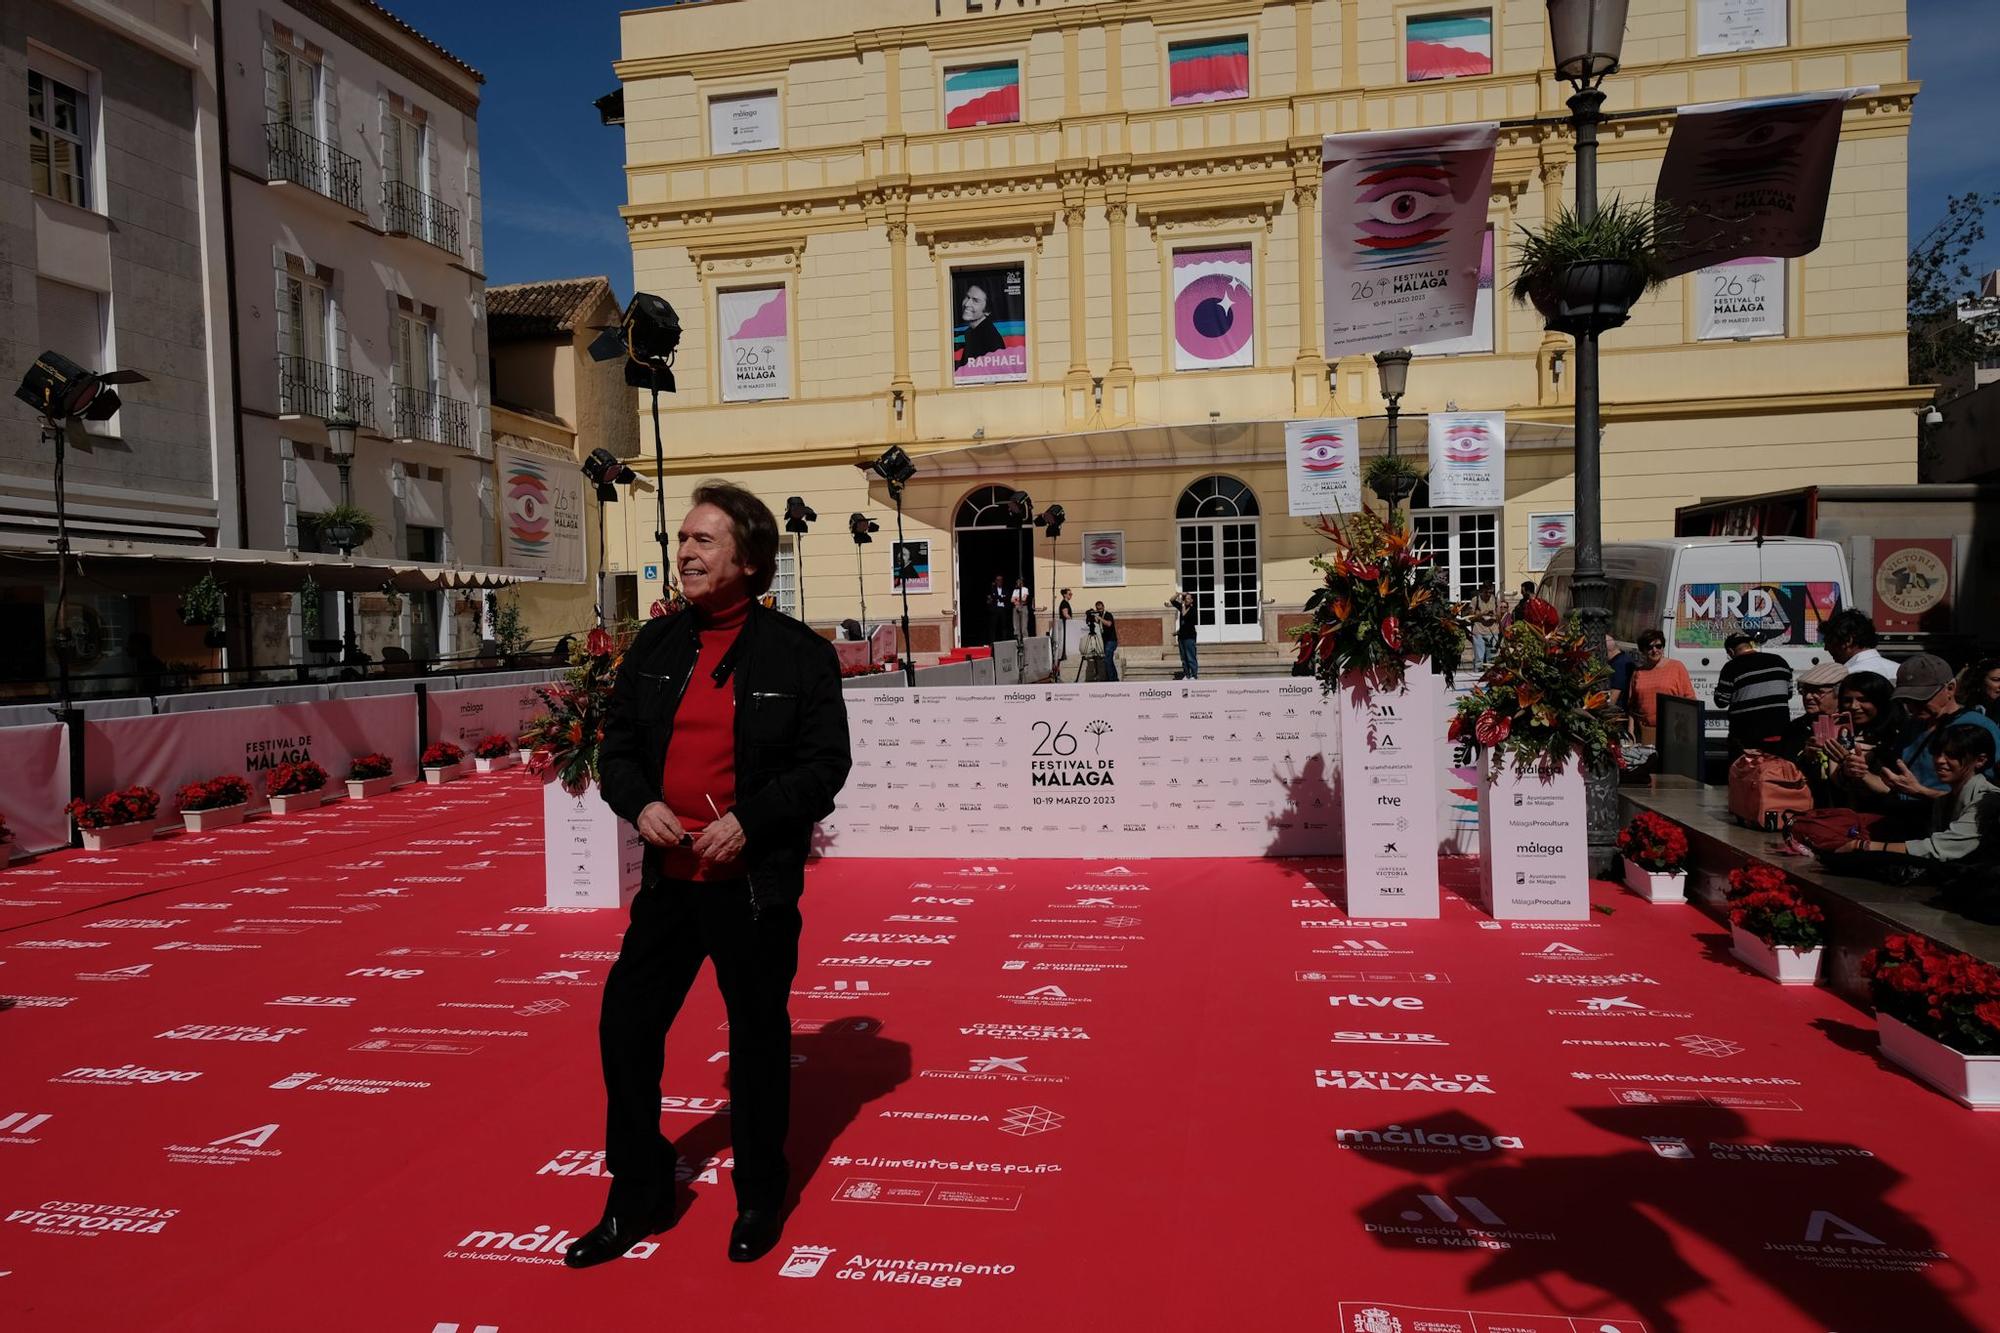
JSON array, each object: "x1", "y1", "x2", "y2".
[{"x1": 610, "y1": 0, "x2": 1922, "y2": 655}]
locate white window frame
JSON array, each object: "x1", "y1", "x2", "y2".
[
  {"x1": 280, "y1": 272, "x2": 333, "y2": 364},
  {"x1": 386, "y1": 107, "x2": 426, "y2": 191},
  {"x1": 35, "y1": 275, "x2": 119, "y2": 437},
  {"x1": 1410, "y1": 508, "x2": 1502, "y2": 601},
  {"x1": 394, "y1": 310, "x2": 439, "y2": 395},
  {"x1": 273, "y1": 46, "x2": 323, "y2": 138},
  {"x1": 771, "y1": 536, "x2": 800, "y2": 618},
  {"x1": 27, "y1": 50, "x2": 98, "y2": 211}
]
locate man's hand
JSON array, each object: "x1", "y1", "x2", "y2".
[
  {"x1": 636, "y1": 801, "x2": 688, "y2": 848},
  {"x1": 1881, "y1": 760, "x2": 1944, "y2": 800},
  {"x1": 693, "y1": 811, "x2": 747, "y2": 870}
]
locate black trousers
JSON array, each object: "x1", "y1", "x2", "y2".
[{"x1": 598, "y1": 876, "x2": 802, "y2": 1212}]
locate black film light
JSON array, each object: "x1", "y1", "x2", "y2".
[
  {"x1": 784, "y1": 498, "x2": 817, "y2": 623},
  {"x1": 587, "y1": 293, "x2": 684, "y2": 595}
]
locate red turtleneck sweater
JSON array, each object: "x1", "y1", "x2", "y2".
[{"x1": 660, "y1": 598, "x2": 749, "y2": 880}]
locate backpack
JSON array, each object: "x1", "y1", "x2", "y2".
[{"x1": 1727, "y1": 752, "x2": 1814, "y2": 831}]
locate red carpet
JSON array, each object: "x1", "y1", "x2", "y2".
[{"x1": 4, "y1": 770, "x2": 1998, "y2": 1332}]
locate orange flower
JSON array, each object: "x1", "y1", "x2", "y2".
[
  {"x1": 1585, "y1": 690, "x2": 1610, "y2": 710},
  {"x1": 1516, "y1": 683, "x2": 1543, "y2": 708}
]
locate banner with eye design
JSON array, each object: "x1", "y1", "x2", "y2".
[
  {"x1": 1284, "y1": 418, "x2": 1362, "y2": 518},
  {"x1": 1320, "y1": 123, "x2": 1497, "y2": 356},
  {"x1": 1080, "y1": 531, "x2": 1125, "y2": 587},
  {"x1": 1426, "y1": 411, "x2": 1506, "y2": 509}
]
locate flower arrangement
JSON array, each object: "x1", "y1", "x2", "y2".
[
  {"x1": 1727, "y1": 883, "x2": 1826, "y2": 951},
  {"x1": 1618, "y1": 812, "x2": 1689, "y2": 873},
  {"x1": 840, "y1": 659, "x2": 896, "y2": 679},
  {"x1": 1296, "y1": 507, "x2": 1466, "y2": 691},
  {"x1": 421, "y1": 741, "x2": 464, "y2": 769},
  {"x1": 473, "y1": 733, "x2": 516, "y2": 761},
  {"x1": 67, "y1": 786, "x2": 161, "y2": 830},
  {"x1": 348, "y1": 753, "x2": 394, "y2": 781},
  {"x1": 1864, "y1": 935, "x2": 2000, "y2": 1056},
  {"x1": 1449, "y1": 617, "x2": 1623, "y2": 777},
  {"x1": 178, "y1": 775, "x2": 251, "y2": 812},
  {"x1": 267, "y1": 761, "x2": 328, "y2": 796},
  {"x1": 523, "y1": 634, "x2": 622, "y2": 796}
]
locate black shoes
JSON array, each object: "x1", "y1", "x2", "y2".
[
  {"x1": 727, "y1": 1208, "x2": 783, "y2": 1263},
  {"x1": 563, "y1": 1192, "x2": 675, "y2": 1270}
]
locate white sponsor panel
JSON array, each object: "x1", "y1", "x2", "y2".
[
  {"x1": 0, "y1": 722, "x2": 70, "y2": 854},
  {"x1": 426, "y1": 685, "x2": 549, "y2": 753},
  {"x1": 1477, "y1": 760, "x2": 1589, "y2": 920},
  {"x1": 1697, "y1": 0, "x2": 1786, "y2": 53},
  {"x1": 542, "y1": 780, "x2": 641, "y2": 909},
  {"x1": 1337, "y1": 671, "x2": 1442, "y2": 918}
]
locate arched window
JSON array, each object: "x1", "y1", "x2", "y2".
[
  {"x1": 955, "y1": 485, "x2": 1021, "y2": 528},
  {"x1": 1175, "y1": 475, "x2": 1259, "y2": 520}
]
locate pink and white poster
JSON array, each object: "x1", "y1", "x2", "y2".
[
  {"x1": 1081, "y1": 531, "x2": 1125, "y2": 587},
  {"x1": 1285, "y1": 418, "x2": 1362, "y2": 517},
  {"x1": 719, "y1": 286, "x2": 790, "y2": 402},
  {"x1": 1172, "y1": 246, "x2": 1254, "y2": 370},
  {"x1": 1426, "y1": 411, "x2": 1505, "y2": 508},
  {"x1": 1527, "y1": 511, "x2": 1573, "y2": 572},
  {"x1": 1414, "y1": 226, "x2": 1494, "y2": 356}
]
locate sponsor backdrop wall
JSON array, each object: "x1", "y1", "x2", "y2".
[
  {"x1": 1, "y1": 723, "x2": 71, "y2": 854},
  {"x1": 423, "y1": 684, "x2": 551, "y2": 753}
]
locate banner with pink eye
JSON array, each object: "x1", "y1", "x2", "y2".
[
  {"x1": 1284, "y1": 417, "x2": 1362, "y2": 518},
  {"x1": 1320, "y1": 123, "x2": 1497, "y2": 356},
  {"x1": 1080, "y1": 531, "x2": 1124, "y2": 587},
  {"x1": 1171, "y1": 246, "x2": 1254, "y2": 370},
  {"x1": 1527, "y1": 511, "x2": 1574, "y2": 572},
  {"x1": 1425, "y1": 410, "x2": 1506, "y2": 508}
]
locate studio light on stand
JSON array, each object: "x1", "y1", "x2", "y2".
[
  {"x1": 16, "y1": 350, "x2": 147, "y2": 844},
  {"x1": 848, "y1": 511, "x2": 879, "y2": 667},
  {"x1": 581, "y1": 447, "x2": 640, "y2": 627},
  {"x1": 588, "y1": 293, "x2": 682, "y2": 602},
  {"x1": 784, "y1": 497, "x2": 817, "y2": 624},
  {"x1": 1034, "y1": 503, "x2": 1065, "y2": 673},
  {"x1": 859, "y1": 445, "x2": 919, "y2": 685}
]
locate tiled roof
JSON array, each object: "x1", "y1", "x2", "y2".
[
  {"x1": 487, "y1": 277, "x2": 618, "y2": 340},
  {"x1": 363, "y1": 0, "x2": 484, "y2": 83}
]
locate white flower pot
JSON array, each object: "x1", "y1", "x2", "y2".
[
  {"x1": 268, "y1": 790, "x2": 327, "y2": 816},
  {"x1": 423, "y1": 763, "x2": 462, "y2": 786},
  {"x1": 345, "y1": 776, "x2": 395, "y2": 801},
  {"x1": 1729, "y1": 924, "x2": 1823, "y2": 986},
  {"x1": 473, "y1": 753, "x2": 518, "y2": 774},
  {"x1": 1878, "y1": 1014, "x2": 2000, "y2": 1110},
  {"x1": 181, "y1": 803, "x2": 248, "y2": 833},
  {"x1": 516, "y1": 748, "x2": 534, "y2": 765},
  {"x1": 1622, "y1": 860, "x2": 1687, "y2": 904},
  {"x1": 80, "y1": 820, "x2": 158, "y2": 851}
]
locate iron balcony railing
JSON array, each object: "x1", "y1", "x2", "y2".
[
  {"x1": 382, "y1": 178, "x2": 462, "y2": 256},
  {"x1": 276, "y1": 355, "x2": 377, "y2": 427},
  {"x1": 391, "y1": 383, "x2": 471, "y2": 450},
  {"x1": 265, "y1": 121, "x2": 363, "y2": 212}
]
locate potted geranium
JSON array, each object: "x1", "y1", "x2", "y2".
[
  {"x1": 473, "y1": 733, "x2": 519, "y2": 774},
  {"x1": 1617, "y1": 811, "x2": 1690, "y2": 904},
  {"x1": 421, "y1": 740, "x2": 464, "y2": 785},
  {"x1": 178, "y1": 774, "x2": 252, "y2": 832},
  {"x1": 1725, "y1": 865, "x2": 1825, "y2": 985},
  {"x1": 1864, "y1": 935, "x2": 2000, "y2": 1108},
  {"x1": 346, "y1": 753, "x2": 396, "y2": 800},
  {"x1": 266, "y1": 760, "x2": 330, "y2": 815},
  {"x1": 1511, "y1": 198, "x2": 1678, "y2": 336},
  {"x1": 67, "y1": 786, "x2": 162, "y2": 851}
]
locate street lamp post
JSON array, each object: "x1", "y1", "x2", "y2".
[
  {"x1": 325, "y1": 407, "x2": 360, "y2": 665},
  {"x1": 1373, "y1": 347, "x2": 1413, "y2": 525}
]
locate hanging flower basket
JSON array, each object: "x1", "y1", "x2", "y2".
[{"x1": 1533, "y1": 260, "x2": 1649, "y2": 336}]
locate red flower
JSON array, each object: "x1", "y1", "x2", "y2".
[
  {"x1": 1474, "y1": 710, "x2": 1510, "y2": 747},
  {"x1": 1447, "y1": 715, "x2": 1465, "y2": 743},
  {"x1": 587, "y1": 626, "x2": 614, "y2": 658},
  {"x1": 1381, "y1": 616, "x2": 1402, "y2": 651}
]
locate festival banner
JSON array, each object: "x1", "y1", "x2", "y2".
[
  {"x1": 1527, "y1": 511, "x2": 1573, "y2": 573},
  {"x1": 944, "y1": 62, "x2": 1020, "y2": 128},
  {"x1": 1697, "y1": 0, "x2": 1787, "y2": 54},
  {"x1": 951, "y1": 264, "x2": 1028, "y2": 385},
  {"x1": 1285, "y1": 418, "x2": 1363, "y2": 517},
  {"x1": 1413, "y1": 227, "x2": 1494, "y2": 356},
  {"x1": 718, "y1": 286, "x2": 790, "y2": 401},
  {"x1": 1695, "y1": 256, "x2": 1786, "y2": 340},
  {"x1": 1405, "y1": 11, "x2": 1492, "y2": 81},
  {"x1": 891, "y1": 539, "x2": 932, "y2": 594},
  {"x1": 1168, "y1": 36, "x2": 1250, "y2": 104},
  {"x1": 1321, "y1": 124, "x2": 1498, "y2": 355},
  {"x1": 1656, "y1": 91, "x2": 1860, "y2": 277},
  {"x1": 498, "y1": 447, "x2": 586, "y2": 584},
  {"x1": 1425, "y1": 411, "x2": 1505, "y2": 508},
  {"x1": 709, "y1": 90, "x2": 780, "y2": 154},
  {"x1": 1172, "y1": 245, "x2": 1255, "y2": 370},
  {"x1": 1081, "y1": 531, "x2": 1125, "y2": 587}
]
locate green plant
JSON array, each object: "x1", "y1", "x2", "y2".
[
  {"x1": 380, "y1": 582, "x2": 403, "y2": 616},
  {"x1": 1907, "y1": 190, "x2": 2000, "y2": 392},
  {"x1": 300, "y1": 503, "x2": 378, "y2": 553},
  {"x1": 1510, "y1": 197, "x2": 1681, "y2": 308},
  {"x1": 178, "y1": 573, "x2": 225, "y2": 627},
  {"x1": 494, "y1": 596, "x2": 532, "y2": 655},
  {"x1": 299, "y1": 576, "x2": 321, "y2": 634},
  {"x1": 1363, "y1": 454, "x2": 1424, "y2": 500},
  {"x1": 1450, "y1": 616, "x2": 1624, "y2": 778},
  {"x1": 1296, "y1": 507, "x2": 1466, "y2": 690}
]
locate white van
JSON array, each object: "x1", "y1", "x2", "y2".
[{"x1": 1539, "y1": 537, "x2": 1851, "y2": 742}]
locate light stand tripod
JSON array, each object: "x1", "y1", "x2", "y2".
[
  {"x1": 888, "y1": 483, "x2": 918, "y2": 687},
  {"x1": 848, "y1": 511, "x2": 878, "y2": 668}
]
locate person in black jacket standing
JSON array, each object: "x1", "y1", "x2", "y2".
[{"x1": 566, "y1": 480, "x2": 851, "y2": 1271}]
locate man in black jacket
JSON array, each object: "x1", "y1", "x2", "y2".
[{"x1": 565, "y1": 481, "x2": 851, "y2": 1271}]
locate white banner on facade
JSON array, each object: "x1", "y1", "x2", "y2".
[
  {"x1": 1285, "y1": 418, "x2": 1363, "y2": 517},
  {"x1": 1321, "y1": 123, "x2": 1498, "y2": 356},
  {"x1": 1081, "y1": 531, "x2": 1125, "y2": 587},
  {"x1": 499, "y1": 446, "x2": 586, "y2": 584},
  {"x1": 1337, "y1": 671, "x2": 1443, "y2": 917},
  {"x1": 1425, "y1": 411, "x2": 1506, "y2": 507},
  {"x1": 1695, "y1": 257, "x2": 1786, "y2": 339},
  {"x1": 1697, "y1": 0, "x2": 1786, "y2": 54},
  {"x1": 1527, "y1": 512, "x2": 1574, "y2": 573},
  {"x1": 718, "y1": 286, "x2": 790, "y2": 402},
  {"x1": 710, "y1": 90, "x2": 780, "y2": 154}
]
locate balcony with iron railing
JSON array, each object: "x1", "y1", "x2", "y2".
[
  {"x1": 382, "y1": 178, "x2": 462, "y2": 256},
  {"x1": 277, "y1": 355, "x2": 377, "y2": 427},
  {"x1": 391, "y1": 383, "x2": 472, "y2": 450},
  {"x1": 265, "y1": 121, "x2": 363, "y2": 212}
]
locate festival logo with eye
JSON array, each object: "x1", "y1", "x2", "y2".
[
  {"x1": 1535, "y1": 517, "x2": 1571, "y2": 552},
  {"x1": 1297, "y1": 431, "x2": 1347, "y2": 474},
  {"x1": 1352, "y1": 151, "x2": 1455, "y2": 268},
  {"x1": 1172, "y1": 246, "x2": 1254, "y2": 369},
  {"x1": 1441, "y1": 423, "x2": 1492, "y2": 468},
  {"x1": 1087, "y1": 536, "x2": 1121, "y2": 566},
  {"x1": 506, "y1": 461, "x2": 551, "y2": 555}
]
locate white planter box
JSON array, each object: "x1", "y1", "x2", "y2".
[
  {"x1": 1476, "y1": 760, "x2": 1590, "y2": 920},
  {"x1": 542, "y1": 779, "x2": 642, "y2": 910},
  {"x1": 181, "y1": 804, "x2": 248, "y2": 833},
  {"x1": 1730, "y1": 924, "x2": 1823, "y2": 986},
  {"x1": 268, "y1": 789, "x2": 327, "y2": 816},
  {"x1": 1878, "y1": 1014, "x2": 2000, "y2": 1110},
  {"x1": 80, "y1": 820, "x2": 158, "y2": 851},
  {"x1": 423, "y1": 763, "x2": 463, "y2": 786},
  {"x1": 473, "y1": 753, "x2": 518, "y2": 774},
  {"x1": 1622, "y1": 860, "x2": 1687, "y2": 904},
  {"x1": 345, "y1": 776, "x2": 395, "y2": 801},
  {"x1": 1336, "y1": 668, "x2": 1442, "y2": 919},
  {"x1": 516, "y1": 748, "x2": 534, "y2": 766}
]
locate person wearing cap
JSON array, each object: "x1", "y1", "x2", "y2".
[
  {"x1": 1780, "y1": 660, "x2": 1848, "y2": 803},
  {"x1": 1839, "y1": 653, "x2": 2000, "y2": 820},
  {"x1": 1713, "y1": 631, "x2": 1795, "y2": 759},
  {"x1": 1836, "y1": 724, "x2": 2000, "y2": 863}
]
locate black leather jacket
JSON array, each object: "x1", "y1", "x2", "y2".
[{"x1": 598, "y1": 603, "x2": 851, "y2": 902}]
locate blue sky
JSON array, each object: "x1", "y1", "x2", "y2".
[{"x1": 396, "y1": 0, "x2": 2000, "y2": 296}]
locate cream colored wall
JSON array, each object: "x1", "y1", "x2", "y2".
[{"x1": 618, "y1": 0, "x2": 1922, "y2": 619}]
